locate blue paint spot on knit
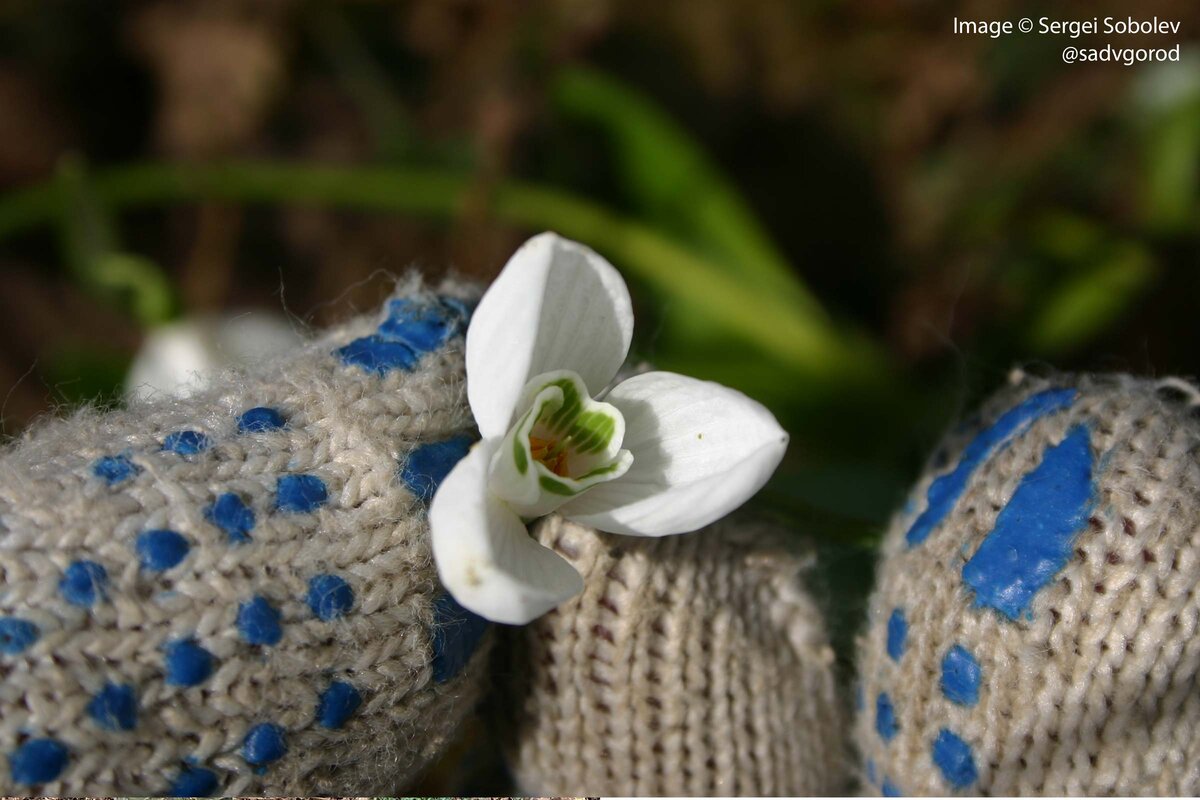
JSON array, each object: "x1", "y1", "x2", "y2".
[
  {"x1": 242, "y1": 723, "x2": 286, "y2": 766},
  {"x1": 275, "y1": 474, "x2": 328, "y2": 513},
  {"x1": 0, "y1": 617, "x2": 39, "y2": 654},
  {"x1": 93, "y1": 454, "x2": 140, "y2": 485},
  {"x1": 854, "y1": 683, "x2": 864, "y2": 712},
  {"x1": 87, "y1": 683, "x2": 137, "y2": 730},
  {"x1": 136, "y1": 529, "x2": 190, "y2": 571},
  {"x1": 9, "y1": 738, "x2": 68, "y2": 785},
  {"x1": 886, "y1": 608, "x2": 907, "y2": 661},
  {"x1": 375, "y1": 296, "x2": 470, "y2": 352},
  {"x1": 205, "y1": 493, "x2": 255, "y2": 544},
  {"x1": 401, "y1": 436, "x2": 474, "y2": 502},
  {"x1": 932, "y1": 728, "x2": 978, "y2": 789},
  {"x1": 963, "y1": 424, "x2": 1095, "y2": 620},
  {"x1": 336, "y1": 336, "x2": 419, "y2": 374},
  {"x1": 164, "y1": 639, "x2": 215, "y2": 687},
  {"x1": 941, "y1": 645, "x2": 982, "y2": 706},
  {"x1": 316, "y1": 681, "x2": 362, "y2": 729},
  {"x1": 169, "y1": 766, "x2": 219, "y2": 797},
  {"x1": 866, "y1": 759, "x2": 877, "y2": 784},
  {"x1": 237, "y1": 597, "x2": 283, "y2": 646},
  {"x1": 875, "y1": 692, "x2": 898, "y2": 742},
  {"x1": 60, "y1": 560, "x2": 107, "y2": 607},
  {"x1": 162, "y1": 430, "x2": 212, "y2": 456},
  {"x1": 432, "y1": 592, "x2": 490, "y2": 683},
  {"x1": 237, "y1": 406, "x2": 286, "y2": 433},
  {"x1": 306, "y1": 574, "x2": 354, "y2": 621},
  {"x1": 905, "y1": 388, "x2": 1077, "y2": 547},
  {"x1": 882, "y1": 778, "x2": 903, "y2": 796}
]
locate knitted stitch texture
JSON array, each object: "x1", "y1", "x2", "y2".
[
  {"x1": 857, "y1": 369, "x2": 1200, "y2": 795},
  {"x1": 506, "y1": 514, "x2": 845, "y2": 796},
  {"x1": 0, "y1": 277, "x2": 492, "y2": 795}
]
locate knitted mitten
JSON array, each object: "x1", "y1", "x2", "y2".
[
  {"x1": 857, "y1": 370, "x2": 1200, "y2": 795},
  {"x1": 0, "y1": 279, "x2": 492, "y2": 795},
  {"x1": 505, "y1": 514, "x2": 846, "y2": 796}
]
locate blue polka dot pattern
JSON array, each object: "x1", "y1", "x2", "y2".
[
  {"x1": 275, "y1": 474, "x2": 328, "y2": 513},
  {"x1": 0, "y1": 617, "x2": 39, "y2": 654},
  {"x1": 9, "y1": 738, "x2": 68, "y2": 785},
  {"x1": 963, "y1": 424, "x2": 1095, "y2": 621},
  {"x1": 237, "y1": 406, "x2": 286, "y2": 433},
  {"x1": 905, "y1": 388, "x2": 1076, "y2": 546},
  {"x1": 162, "y1": 430, "x2": 212, "y2": 456},
  {"x1": 92, "y1": 454, "x2": 140, "y2": 485},
  {"x1": 87, "y1": 682, "x2": 137, "y2": 730},
  {"x1": 237, "y1": 597, "x2": 283, "y2": 646},
  {"x1": 875, "y1": 692, "x2": 898, "y2": 742},
  {"x1": 932, "y1": 728, "x2": 978, "y2": 789},
  {"x1": 205, "y1": 493, "x2": 255, "y2": 544},
  {"x1": 336, "y1": 294, "x2": 471, "y2": 375},
  {"x1": 136, "y1": 529, "x2": 190, "y2": 571},
  {"x1": 316, "y1": 681, "x2": 362, "y2": 729},
  {"x1": 882, "y1": 778, "x2": 903, "y2": 796},
  {"x1": 164, "y1": 639, "x2": 215, "y2": 687},
  {"x1": 306, "y1": 574, "x2": 354, "y2": 621},
  {"x1": 168, "y1": 765, "x2": 219, "y2": 797},
  {"x1": 940, "y1": 645, "x2": 981, "y2": 706},
  {"x1": 886, "y1": 608, "x2": 907, "y2": 661},
  {"x1": 431, "y1": 592, "x2": 490, "y2": 683},
  {"x1": 60, "y1": 560, "x2": 107, "y2": 607},
  {"x1": 242, "y1": 723, "x2": 287, "y2": 766},
  {"x1": 401, "y1": 436, "x2": 474, "y2": 502}
]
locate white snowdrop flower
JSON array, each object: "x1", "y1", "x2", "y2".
[{"x1": 431, "y1": 233, "x2": 789, "y2": 624}]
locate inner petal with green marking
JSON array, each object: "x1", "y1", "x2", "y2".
[{"x1": 488, "y1": 370, "x2": 633, "y2": 519}]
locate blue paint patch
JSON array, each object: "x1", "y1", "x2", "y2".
[
  {"x1": 93, "y1": 454, "x2": 140, "y2": 485},
  {"x1": 941, "y1": 645, "x2": 982, "y2": 706},
  {"x1": 275, "y1": 474, "x2": 328, "y2": 514},
  {"x1": 963, "y1": 425, "x2": 1095, "y2": 620},
  {"x1": 401, "y1": 436, "x2": 474, "y2": 502},
  {"x1": 375, "y1": 296, "x2": 470, "y2": 351},
  {"x1": 316, "y1": 681, "x2": 362, "y2": 729},
  {"x1": 866, "y1": 759, "x2": 877, "y2": 784},
  {"x1": 136, "y1": 529, "x2": 190, "y2": 571},
  {"x1": 882, "y1": 778, "x2": 903, "y2": 796},
  {"x1": 0, "y1": 617, "x2": 39, "y2": 654},
  {"x1": 169, "y1": 765, "x2": 219, "y2": 797},
  {"x1": 164, "y1": 639, "x2": 215, "y2": 687},
  {"x1": 432, "y1": 592, "x2": 490, "y2": 683},
  {"x1": 336, "y1": 294, "x2": 471, "y2": 375},
  {"x1": 932, "y1": 728, "x2": 978, "y2": 789},
  {"x1": 242, "y1": 723, "x2": 286, "y2": 766},
  {"x1": 87, "y1": 682, "x2": 137, "y2": 730},
  {"x1": 205, "y1": 493, "x2": 255, "y2": 544},
  {"x1": 906, "y1": 388, "x2": 1077, "y2": 546},
  {"x1": 237, "y1": 407, "x2": 286, "y2": 433},
  {"x1": 886, "y1": 608, "x2": 907, "y2": 661},
  {"x1": 855, "y1": 683, "x2": 864, "y2": 712},
  {"x1": 60, "y1": 560, "x2": 107, "y2": 607},
  {"x1": 162, "y1": 430, "x2": 212, "y2": 456},
  {"x1": 9, "y1": 738, "x2": 68, "y2": 785},
  {"x1": 875, "y1": 692, "x2": 899, "y2": 742},
  {"x1": 306, "y1": 574, "x2": 354, "y2": 621},
  {"x1": 336, "y1": 336, "x2": 419, "y2": 374},
  {"x1": 237, "y1": 597, "x2": 283, "y2": 646}
]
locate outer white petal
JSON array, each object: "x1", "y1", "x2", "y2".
[
  {"x1": 430, "y1": 441, "x2": 584, "y2": 625},
  {"x1": 466, "y1": 233, "x2": 634, "y2": 439},
  {"x1": 559, "y1": 372, "x2": 788, "y2": 536}
]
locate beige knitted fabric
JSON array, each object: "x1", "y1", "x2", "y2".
[
  {"x1": 857, "y1": 369, "x2": 1200, "y2": 795},
  {"x1": 0, "y1": 277, "x2": 492, "y2": 795},
  {"x1": 506, "y1": 514, "x2": 845, "y2": 796}
]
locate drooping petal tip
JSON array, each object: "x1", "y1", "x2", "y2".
[{"x1": 430, "y1": 442, "x2": 585, "y2": 625}]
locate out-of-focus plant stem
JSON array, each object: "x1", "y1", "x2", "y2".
[{"x1": 0, "y1": 161, "x2": 892, "y2": 392}]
